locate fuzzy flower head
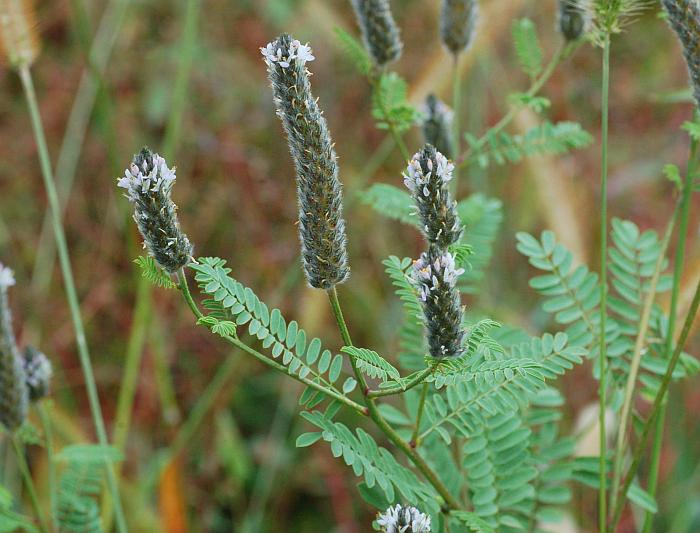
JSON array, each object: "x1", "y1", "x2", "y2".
[
  {"x1": 118, "y1": 148, "x2": 193, "y2": 273},
  {"x1": 263, "y1": 34, "x2": 349, "y2": 289},
  {"x1": 404, "y1": 145, "x2": 463, "y2": 249},
  {"x1": 377, "y1": 504, "x2": 432, "y2": 533},
  {"x1": 260, "y1": 38, "x2": 314, "y2": 68},
  {"x1": 440, "y1": 0, "x2": 479, "y2": 55},
  {"x1": 0, "y1": 265, "x2": 28, "y2": 430},
  {"x1": 22, "y1": 346, "x2": 52, "y2": 402},
  {"x1": 412, "y1": 251, "x2": 465, "y2": 359},
  {"x1": 558, "y1": 0, "x2": 593, "y2": 41},
  {"x1": 662, "y1": 0, "x2": 700, "y2": 110},
  {"x1": 0, "y1": 264, "x2": 15, "y2": 289},
  {"x1": 421, "y1": 94, "x2": 454, "y2": 160},
  {"x1": 351, "y1": 0, "x2": 403, "y2": 66}
]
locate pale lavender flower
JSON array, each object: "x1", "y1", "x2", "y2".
[{"x1": 0, "y1": 264, "x2": 15, "y2": 289}]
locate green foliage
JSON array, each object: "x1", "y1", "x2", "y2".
[
  {"x1": 341, "y1": 346, "x2": 401, "y2": 383},
  {"x1": 56, "y1": 445, "x2": 123, "y2": 533},
  {"x1": 358, "y1": 184, "x2": 418, "y2": 227},
  {"x1": 372, "y1": 72, "x2": 421, "y2": 133},
  {"x1": 299, "y1": 411, "x2": 438, "y2": 508},
  {"x1": 334, "y1": 27, "x2": 371, "y2": 76},
  {"x1": 134, "y1": 255, "x2": 176, "y2": 289},
  {"x1": 456, "y1": 195, "x2": 504, "y2": 294},
  {"x1": 517, "y1": 230, "x2": 602, "y2": 348},
  {"x1": 508, "y1": 92, "x2": 551, "y2": 113},
  {"x1": 197, "y1": 315, "x2": 237, "y2": 338},
  {"x1": 512, "y1": 18, "x2": 543, "y2": 78},
  {"x1": 190, "y1": 257, "x2": 349, "y2": 406},
  {"x1": 0, "y1": 486, "x2": 37, "y2": 532},
  {"x1": 383, "y1": 256, "x2": 426, "y2": 371},
  {"x1": 450, "y1": 511, "x2": 495, "y2": 532},
  {"x1": 465, "y1": 121, "x2": 593, "y2": 169}
]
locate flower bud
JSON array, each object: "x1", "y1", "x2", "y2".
[
  {"x1": 118, "y1": 148, "x2": 193, "y2": 273},
  {"x1": 440, "y1": 0, "x2": 479, "y2": 56},
  {"x1": 0, "y1": 264, "x2": 28, "y2": 430},
  {"x1": 558, "y1": 0, "x2": 591, "y2": 41},
  {"x1": 377, "y1": 504, "x2": 432, "y2": 532},
  {"x1": 412, "y1": 251, "x2": 465, "y2": 359},
  {"x1": 262, "y1": 34, "x2": 350, "y2": 289},
  {"x1": 23, "y1": 346, "x2": 51, "y2": 402},
  {"x1": 351, "y1": 0, "x2": 403, "y2": 66},
  {"x1": 404, "y1": 145, "x2": 463, "y2": 250},
  {"x1": 421, "y1": 95, "x2": 454, "y2": 160},
  {"x1": 662, "y1": 0, "x2": 700, "y2": 110}
]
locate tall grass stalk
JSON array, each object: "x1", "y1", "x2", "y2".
[
  {"x1": 31, "y1": 0, "x2": 130, "y2": 295},
  {"x1": 17, "y1": 64, "x2": 128, "y2": 533},
  {"x1": 597, "y1": 35, "x2": 611, "y2": 533},
  {"x1": 610, "y1": 200, "x2": 679, "y2": 513},
  {"x1": 642, "y1": 120, "x2": 700, "y2": 533},
  {"x1": 610, "y1": 276, "x2": 700, "y2": 530}
]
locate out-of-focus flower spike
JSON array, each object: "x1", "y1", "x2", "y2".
[
  {"x1": 662, "y1": 0, "x2": 700, "y2": 110},
  {"x1": 23, "y1": 346, "x2": 52, "y2": 402},
  {"x1": 440, "y1": 0, "x2": 479, "y2": 56},
  {"x1": 558, "y1": 0, "x2": 592, "y2": 42},
  {"x1": 0, "y1": 0, "x2": 40, "y2": 69},
  {"x1": 351, "y1": 0, "x2": 403, "y2": 66},
  {"x1": 422, "y1": 94, "x2": 454, "y2": 160}
]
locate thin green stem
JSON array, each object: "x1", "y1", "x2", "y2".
[
  {"x1": 598, "y1": 36, "x2": 611, "y2": 533},
  {"x1": 456, "y1": 41, "x2": 571, "y2": 169},
  {"x1": 12, "y1": 436, "x2": 48, "y2": 533},
  {"x1": 17, "y1": 64, "x2": 128, "y2": 533},
  {"x1": 452, "y1": 54, "x2": 462, "y2": 194},
  {"x1": 367, "y1": 365, "x2": 435, "y2": 398},
  {"x1": 177, "y1": 271, "x2": 367, "y2": 415},
  {"x1": 609, "y1": 277, "x2": 700, "y2": 531},
  {"x1": 37, "y1": 403, "x2": 58, "y2": 533},
  {"x1": 410, "y1": 382, "x2": 429, "y2": 447},
  {"x1": 31, "y1": 0, "x2": 130, "y2": 296},
  {"x1": 610, "y1": 206, "x2": 679, "y2": 511},
  {"x1": 326, "y1": 287, "x2": 461, "y2": 511},
  {"x1": 642, "y1": 120, "x2": 700, "y2": 533},
  {"x1": 371, "y1": 72, "x2": 410, "y2": 161}
]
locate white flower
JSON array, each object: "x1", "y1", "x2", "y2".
[
  {"x1": 0, "y1": 264, "x2": 16, "y2": 289},
  {"x1": 260, "y1": 38, "x2": 315, "y2": 69},
  {"x1": 377, "y1": 504, "x2": 432, "y2": 533},
  {"x1": 412, "y1": 252, "x2": 464, "y2": 301},
  {"x1": 403, "y1": 150, "x2": 454, "y2": 195},
  {"x1": 117, "y1": 153, "x2": 177, "y2": 202},
  {"x1": 421, "y1": 97, "x2": 454, "y2": 126}
]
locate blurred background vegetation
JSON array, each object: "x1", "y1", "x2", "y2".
[{"x1": 1, "y1": 0, "x2": 699, "y2": 531}]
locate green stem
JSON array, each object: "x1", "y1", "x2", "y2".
[
  {"x1": 610, "y1": 205, "x2": 679, "y2": 512},
  {"x1": 371, "y1": 72, "x2": 410, "y2": 161},
  {"x1": 367, "y1": 365, "x2": 435, "y2": 398},
  {"x1": 642, "y1": 118, "x2": 700, "y2": 533},
  {"x1": 456, "y1": 41, "x2": 571, "y2": 169},
  {"x1": 452, "y1": 54, "x2": 461, "y2": 194},
  {"x1": 37, "y1": 403, "x2": 58, "y2": 533},
  {"x1": 17, "y1": 64, "x2": 128, "y2": 533},
  {"x1": 11, "y1": 436, "x2": 49, "y2": 533},
  {"x1": 609, "y1": 276, "x2": 700, "y2": 531},
  {"x1": 410, "y1": 382, "x2": 429, "y2": 447},
  {"x1": 326, "y1": 287, "x2": 461, "y2": 511},
  {"x1": 177, "y1": 271, "x2": 367, "y2": 415},
  {"x1": 598, "y1": 35, "x2": 611, "y2": 533}
]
